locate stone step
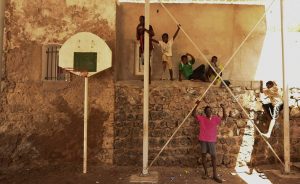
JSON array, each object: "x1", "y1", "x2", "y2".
[{"x1": 292, "y1": 162, "x2": 300, "y2": 171}]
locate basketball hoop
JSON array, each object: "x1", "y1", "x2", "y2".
[{"x1": 79, "y1": 71, "x2": 88, "y2": 77}]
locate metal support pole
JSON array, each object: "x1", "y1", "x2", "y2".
[
  {"x1": 83, "y1": 76, "x2": 88, "y2": 173},
  {"x1": 280, "y1": 0, "x2": 290, "y2": 174},
  {"x1": 0, "y1": 0, "x2": 5, "y2": 80},
  {"x1": 142, "y1": 0, "x2": 150, "y2": 176}
]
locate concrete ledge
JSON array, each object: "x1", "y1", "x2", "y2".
[
  {"x1": 292, "y1": 162, "x2": 300, "y2": 169},
  {"x1": 129, "y1": 171, "x2": 159, "y2": 183},
  {"x1": 268, "y1": 169, "x2": 300, "y2": 179}
]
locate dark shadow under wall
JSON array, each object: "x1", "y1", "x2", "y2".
[{"x1": 0, "y1": 94, "x2": 109, "y2": 169}]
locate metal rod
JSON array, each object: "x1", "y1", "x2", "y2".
[
  {"x1": 83, "y1": 76, "x2": 88, "y2": 173},
  {"x1": 280, "y1": 0, "x2": 290, "y2": 173},
  {"x1": 54, "y1": 46, "x2": 58, "y2": 80},
  {"x1": 142, "y1": 0, "x2": 150, "y2": 176},
  {"x1": 50, "y1": 46, "x2": 53, "y2": 80},
  {"x1": 46, "y1": 48, "x2": 49, "y2": 80}
]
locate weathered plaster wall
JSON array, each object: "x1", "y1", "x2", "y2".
[
  {"x1": 226, "y1": 5, "x2": 266, "y2": 80},
  {"x1": 0, "y1": 0, "x2": 116, "y2": 170},
  {"x1": 0, "y1": 0, "x2": 5, "y2": 80},
  {"x1": 114, "y1": 81, "x2": 300, "y2": 167},
  {"x1": 116, "y1": 4, "x2": 266, "y2": 81}
]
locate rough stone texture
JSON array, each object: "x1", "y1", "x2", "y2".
[
  {"x1": 114, "y1": 81, "x2": 300, "y2": 167},
  {"x1": 0, "y1": 0, "x2": 116, "y2": 170}
]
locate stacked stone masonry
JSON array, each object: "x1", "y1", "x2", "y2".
[{"x1": 114, "y1": 81, "x2": 300, "y2": 167}]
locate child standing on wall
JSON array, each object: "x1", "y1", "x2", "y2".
[
  {"x1": 136, "y1": 15, "x2": 155, "y2": 83},
  {"x1": 152, "y1": 25, "x2": 181, "y2": 80},
  {"x1": 260, "y1": 81, "x2": 283, "y2": 138}
]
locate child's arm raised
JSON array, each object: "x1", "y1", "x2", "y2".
[
  {"x1": 144, "y1": 26, "x2": 155, "y2": 37},
  {"x1": 173, "y1": 24, "x2": 181, "y2": 40},
  {"x1": 151, "y1": 38, "x2": 159, "y2": 44},
  {"x1": 186, "y1": 53, "x2": 195, "y2": 64},
  {"x1": 220, "y1": 104, "x2": 227, "y2": 121},
  {"x1": 192, "y1": 100, "x2": 200, "y2": 118}
]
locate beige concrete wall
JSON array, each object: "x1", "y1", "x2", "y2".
[
  {"x1": 226, "y1": 5, "x2": 266, "y2": 80},
  {"x1": 116, "y1": 3, "x2": 266, "y2": 81}
]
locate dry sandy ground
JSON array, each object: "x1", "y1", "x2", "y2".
[{"x1": 1, "y1": 164, "x2": 299, "y2": 184}]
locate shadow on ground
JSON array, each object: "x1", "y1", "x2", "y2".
[{"x1": 1, "y1": 164, "x2": 299, "y2": 184}]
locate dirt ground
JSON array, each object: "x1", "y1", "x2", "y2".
[{"x1": 1, "y1": 164, "x2": 299, "y2": 184}]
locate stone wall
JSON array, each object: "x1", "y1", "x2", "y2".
[
  {"x1": 114, "y1": 81, "x2": 300, "y2": 167},
  {"x1": 0, "y1": 0, "x2": 116, "y2": 170}
]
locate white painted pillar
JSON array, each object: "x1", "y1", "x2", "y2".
[
  {"x1": 142, "y1": 0, "x2": 150, "y2": 175},
  {"x1": 83, "y1": 76, "x2": 88, "y2": 173},
  {"x1": 0, "y1": 0, "x2": 5, "y2": 80},
  {"x1": 280, "y1": 0, "x2": 290, "y2": 174}
]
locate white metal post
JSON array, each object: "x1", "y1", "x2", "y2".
[
  {"x1": 142, "y1": 0, "x2": 150, "y2": 175},
  {"x1": 280, "y1": 0, "x2": 290, "y2": 173},
  {"x1": 83, "y1": 76, "x2": 88, "y2": 173}
]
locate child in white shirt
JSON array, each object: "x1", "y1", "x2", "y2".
[{"x1": 152, "y1": 25, "x2": 181, "y2": 80}]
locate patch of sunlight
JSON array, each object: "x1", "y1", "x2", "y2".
[
  {"x1": 234, "y1": 166, "x2": 273, "y2": 184},
  {"x1": 285, "y1": 0, "x2": 300, "y2": 32},
  {"x1": 255, "y1": 0, "x2": 300, "y2": 87},
  {"x1": 254, "y1": 31, "x2": 283, "y2": 86},
  {"x1": 233, "y1": 118, "x2": 273, "y2": 183}
]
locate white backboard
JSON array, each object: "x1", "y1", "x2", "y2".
[{"x1": 59, "y1": 32, "x2": 112, "y2": 77}]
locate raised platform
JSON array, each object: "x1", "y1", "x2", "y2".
[
  {"x1": 293, "y1": 162, "x2": 300, "y2": 168},
  {"x1": 115, "y1": 79, "x2": 262, "y2": 90},
  {"x1": 129, "y1": 171, "x2": 159, "y2": 183},
  {"x1": 268, "y1": 163, "x2": 300, "y2": 179}
]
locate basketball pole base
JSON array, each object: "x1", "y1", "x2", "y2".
[{"x1": 129, "y1": 171, "x2": 159, "y2": 183}]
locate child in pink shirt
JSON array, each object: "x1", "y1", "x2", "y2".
[{"x1": 193, "y1": 101, "x2": 227, "y2": 183}]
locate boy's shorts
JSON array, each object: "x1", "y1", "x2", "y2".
[
  {"x1": 162, "y1": 54, "x2": 173, "y2": 69},
  {"x1": 200, "y1": 141, "x2": 216, "y2": 156}
]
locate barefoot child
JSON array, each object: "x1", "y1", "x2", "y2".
[
  {"x1": 136, "y1": 15, "x2": 155, "y2": 83},
  {"x1": 261, "y1": 81, "x2": 283, "y2": 138},
  {"x1": 152, "y1": 25, "x2": 181, "y2": 80},
  {"x1": 193, "y1": 101, "x2": 227, "y2": 183}
]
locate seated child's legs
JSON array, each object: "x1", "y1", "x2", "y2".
[{"x1": 262, "y1": 103, "x2": 273, "y2": 119}]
